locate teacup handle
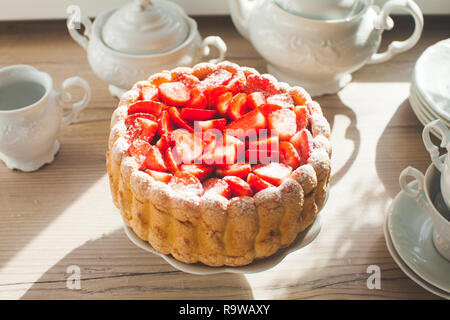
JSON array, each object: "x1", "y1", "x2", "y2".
[
  {"x1": 399, "y1": 166, "x2": 429, "y2": 209},
  {"x1": 368, "y1": 0, "x2": 423, "y2": 64},
  {"x1": 57, "y1": 77, "x2": 91, "y2": 128},
  {"x1": 199, "y1": 36, "x2": 227, "y2": 64},
  {"x1": 423, "y1": 119, "x2": 450, "y2": 173}
]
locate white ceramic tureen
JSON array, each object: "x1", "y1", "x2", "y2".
[
  {"x1": 68, "y1": 0, "x2": 227, "y2": 97},
  {"x1": 228, "y1": 0, "x2": 423, "y2": 96}
]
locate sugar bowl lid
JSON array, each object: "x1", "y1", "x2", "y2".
[{"x1": 102, "y1": 0, "x2": 190, "y2": 55}]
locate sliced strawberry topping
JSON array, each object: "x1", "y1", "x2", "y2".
[
  {"x1": 248, "y1": 135, "x2": 279, "y2": 152},
  {"x1": 165, "y1": 148, "x2": 181, "y2": 173},
  {"x1": 144, "y1": 145, "x2": 167, "y2": 172},
  {"x1": 226, "y1": 70, "x2": 246, "y2": 93},
  {"x1": 128, "y1": 100, "x2": 166, "y2": 116},
  {"x1": 198, "y1": 69, "x2": 233, "y2": 91},
  {"x1": 172, "y1": 128, "x2": 204, "y2": 164},
  {"x1": 155, "y1": 132, "x2": 174, "y2": 152},
  {"x1": 247, "y1": 173, "x2": 274, "y2": 193},
  {"x1": 125, "y1": 113, "x2": 157, "y2": 128},
  {"x1": 293, "y1": 105, "x2": 310, "y2": 130},
  {"x1": 138, "y1": 118, "x2": 158, "y2": 142},
  {"x1": 279, "y1": 141, "x2": 301, "y2": 168},
  {"x1": 194, "y1": 118, "x2": 227, "y2": 133},
  {"x1": 268, "y1": 109, "x2": 297, "y2": 140},
  {"x1": 216, "y1": 163, "x2": 251, "y2": 179},
  {"x1": 185, "y1": 87, "x2": 207, "y2": 109},
  {"x1": 157, "y1": 109, "x2": 173, "y2": 135},
  {"x1": 216, "y1": 92, "x2": 233, "y2": 116},
  {"x1": 267, "y1": 93, "x2": 294, "y2": 108},
  {"x1": 158, "y1": 81, "x2": 190, "y2": 106},
  {"x1": 245, "y1": 74, "x2": 279, "y2": 95},
  {"x1": 253, "y1": 162, "x2": 292, "y2": 186},
  {"x1": 180, "y1": 108, "x2": 216, "y2": 122},
  {"x1": 146, "y1": 170, "x2": 172, "y2": 183},
  {"x1": 258, "y1": 103, "x2": 283, "y2": 117},
  {"x1": 200, "y1": 143, "x2": 236, "y2": 166},
  {"x1": 223, "y1": 176, "x2": 253, "y2": 197},
  {"x1": 168, "y1": 171, "x2": 204, "y2": 197},
  {"x1": 290, "y1": 129, "x2": 313, "y2": 164},
  {"x1": 128, "y1": 140, "x2": 151, "y2": 167},
  {"x1": 177, "y1": 73, "x2": 200, "y2": 89},
  {"x1": 227, "y1": 93, "x2": 248, "y2": 121},
  {"x1": 247, "y1": 92, "x2": 266, "y2": 110},
  {"x1": 204, "y1": 86, "x2": 228, "y2": 107},
  {"x1": 140, "y1": 85, "x2": 159, "y2": 101},
  {"x1": 168, "y1": 107, "x2": 194, "y2": 133},
  {"x1": 226, "y1": 109, "x2": 267, "y2": 137},
  {"x1": 203, "y1": 178, "x2": 232, "y2": 198},
  {"x1": 180, "y1": 164, "x2": 213, "y2": 181}
]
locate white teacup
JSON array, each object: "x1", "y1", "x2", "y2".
[
  {"x1": 423, "y1": 119, "x2": 450, "y2": 209},
  {"x1": 400, "y1": 159, "x2": 450, "y2": 261},
  {"x1": 0, "y1": 65, "x2": 91, "y2": 172}
]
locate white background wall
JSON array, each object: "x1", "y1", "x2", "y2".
[{"x1": 0, "y1": 0, "x2": 449, "y2": 21}]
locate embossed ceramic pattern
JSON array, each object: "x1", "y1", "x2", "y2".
[
  {"x1": 68, "y1": 1, "x2": 227, "y2": 97},
  {"x1": 228, "y1": 0, "x2": 423, "y2": 96},
  {"x1": 388, "y1": 180, "x2": 450, "y2": 293},
  {"x1": 0, "y1": 65, "x2": 90, "y2": 172}
]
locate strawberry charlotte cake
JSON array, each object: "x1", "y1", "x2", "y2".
[{"x1": 107, "y1": 61, "x2": 331, "y2": 267}]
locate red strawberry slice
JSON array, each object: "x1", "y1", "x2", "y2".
[
  {"x1": 247, "y1": 92, "x2": 266, "y2": 110},
  {"x1": 155, "y1": 132, "x2": 174, "y2": 152},
  {"x1": 145, "y1": 170, "x2": 172, "y2": 184},
  {"x1": 194, "y1": 118, "x2": 227, "y2": 134},
  {"x1": 223, "y1": 176, "x2": 253, "y2": 197},
  {"x1": 227, "y1": 93, "x2": 248, "y2": 121},
  {"x1": 246, "y1": 149, "x2": 280, "y2": 165},
  {"x1": 248, "y1": 135, "x2": 279, "y2": 152},
  {"x1": 216, "y1": 163, "x2": 251, "y2": 179},
  {"x1": 259, "y1": 103, "x2": 283, "y2": 117},
  {"x1": 200, "y1": 143, "x2": 236, "y2": 166},
  {"x1": 216, "y1": 135, "x2": 246, "y2": 162},
  {"x1": 140, "y1": 85, "x2": 159, "y2": 101},
  {"x1": 226, "y1": 109, "x2": 267, "y2": 137},
  {"x1": 226, "y1": 70, "x2": 246, "y2": 93},
  {"x1": 290, "y1": 129, "x2": 313, "y2": 164},
  {"x1": 204, "y1": 85, "x2": 228, "y2": 107},
  {"x1": 279, "y1": 141, "x2": 301, "y2": 168},
  {"x1": 253, "y1": 162, "x2": 292, "y2": 186},
  {"x1": 177, "y1": 73, "x2": 200, "y2": 89},
  {"x1": 180, "y1": 108, "x2": 216, "y2": 122},
  {"x1": 247, "y1": 173, "x2": 274, "y2": 193},
  {"x1": 293, "y1": 105, "x2": 310, "y2": 130},
  {"x1": 267, "y1": 93, "x2": 294, "y2": 108},
  {"x1": 268, "y1": 108, "x2": 297, "y2": 140},
  {"x1": 203, "y1": 178, "x2": 232, "y2": 198},
  {"x1": 245, "y1": 74, "x2": 279, "y2": 95},
  {"x1": 168, "y1": 171, "x2": 204, "y2": 197},
  {"x1": 144, "y1": 145, "x2": 167, "y2": 172},
  {"x1": 128, "y1": 139, "x2": 151, "y2": 167},
  {"x1": 185, "y1": 87, "x2": 207, "y2": 109},
  {"x1": 165, "y1": 148, "x2": 181, "y2": 173},
  {"x1": 138, "y1": 118, "x2": 158, "y2": 142},
  {"x1": 128, "y1": 100, "x2": 166, "y2": 116},
  {"x1": 180, "y1": 164, "x2": 213, "y2": 181},
  {"x1": 168, "y1": 107, "x2": 194, "y2": 133},
  {"x1": 198, "y1": 69, "x2": 233, "y2": 91},
  {"x1": 125, "y1": 113, "x2": 156, "y2": 128},
  {"x1": 172, "y1": 128, "x2": 204, "y2": 164},
  {"x1": 216, "y1": 92, "x2": 233, "y2": 116},
  {"x1": 157, "y1": 109, "x2": 173, "y2": 135},
  {"x1": 158, "y1": 81, "x2": 190, "y2": 106}
]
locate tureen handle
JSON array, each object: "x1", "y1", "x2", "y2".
[
  {"x1": 368, "y1": 0, "x2": 423, "y2": 64},
  {"x1": 199, "y1": 36, "x2": 228, "y2": 64},
  {"x1": 422, "y1": 119, "x2": 450, "y2": 173},
  {"x1": 136, "y1": 0, "x2": 152, "y2": 10},
  {"x1": 67, "y1": 14, "x2": 93, "y2": 51}
]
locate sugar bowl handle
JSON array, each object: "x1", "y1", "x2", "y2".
[
  {"x1": 399, "y1": 166, "x2": 429, "y2": 209},
  {"x1": 57, "y1": 77, "x2": 91, "y2": 128},
  {"x1": 423, "y1": 119, "x2": 450, "y2": 173},
  {"x1": 199, "y1": 36, "x2": 227, "y2": 64},
  {"x1": 67, "y1": 14, "x2": 93, "y2": 50},
  {"x1": 368, "y1": 0, "x2": 423, "y2": 64}
]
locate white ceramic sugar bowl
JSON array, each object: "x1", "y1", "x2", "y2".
[
  {"x1": 68, "y1": 0, "x2": 227, "y2": 97},
  {"x1": 228, "y1": 0, "x2": 423, "y2": 96}
]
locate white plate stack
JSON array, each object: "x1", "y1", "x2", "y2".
[{"x1": 409, "y1": 39, "x2": 450, "y2": 138}]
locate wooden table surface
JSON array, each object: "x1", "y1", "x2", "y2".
[{"x1": 0, "y1": 15, "x2": 449, "y2": 300}]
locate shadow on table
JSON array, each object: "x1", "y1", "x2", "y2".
[
  {"x1": 21, "y1": 228, "x2": 253, "y2": 299},
  {"x1": 375, "y1": 98, "x2": 429, "y2": 198}
]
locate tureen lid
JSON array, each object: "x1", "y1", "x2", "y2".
[{"x1": 102, "y1": 0, "x2": 190, "y2": 55}]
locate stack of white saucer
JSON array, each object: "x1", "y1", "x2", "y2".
[{"x1": 409, "y1": 39, "x2": 450, "y2": 138}]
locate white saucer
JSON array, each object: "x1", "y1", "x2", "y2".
[
  {"x1": 409, "y1": 90, "x2": 442, "y2": 139},
  {"x1": 413, "y1": 38, "x2": 450, "y2": 122},
  {"x1": 387, "y1": 182, "x2": 450, "y2": 293},
  {"x1": 411, "y1": 82, "x2": 450, "y2": 127},
  {"x1": 123, "y1": 214, "x2": 321, "y2": 275},
  {"x1": 384, "y1": 210, "x2": 450, "y2": 299}
]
